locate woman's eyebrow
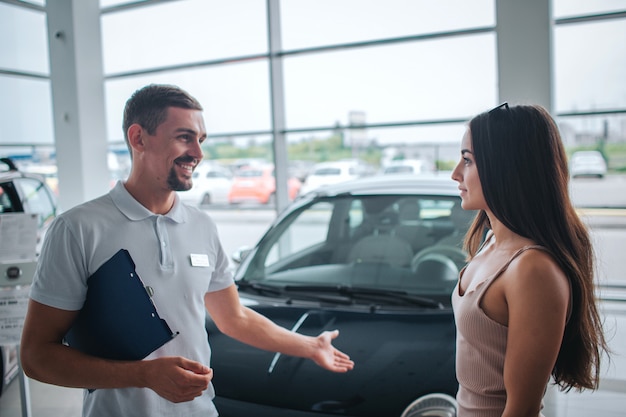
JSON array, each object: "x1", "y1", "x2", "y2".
[{"x1": 461, "y1": 149, "x2": 473, "y2": 155}]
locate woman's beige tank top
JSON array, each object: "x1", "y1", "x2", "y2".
[{"x1": 451, "y1": 244, "x2": 549, "y2": 417}]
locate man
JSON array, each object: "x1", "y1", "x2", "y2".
[{"x1": 20, "y1": 84, "x2": 354, "y2": 417}]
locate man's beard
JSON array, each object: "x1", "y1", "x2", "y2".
[{"x1": 167, "y1": 158, "x2": 194, "y2": 191}]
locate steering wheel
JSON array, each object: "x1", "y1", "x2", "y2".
[{"x1": 410, "y1": 245, "x2": 468, "y2": 275}]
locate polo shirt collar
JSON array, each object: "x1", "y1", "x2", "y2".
[{"x1": 110, "y1": 181, "x2": 186, "y2": 223}]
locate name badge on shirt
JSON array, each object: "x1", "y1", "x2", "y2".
[{"x1": 190, "y1": 253, "x2": 210, "y2": 267}]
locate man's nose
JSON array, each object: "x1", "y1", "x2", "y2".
[{"x1": 190, "y1": 140, "x2": 204, "y2": 160}]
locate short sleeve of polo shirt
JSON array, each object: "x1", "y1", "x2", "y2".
[
  {"x1": 207, "y1": 242, "x2": 234, "y2": 293},
  {"x1": 30, "y1": 215, "x2": 89, "y2": 311}
]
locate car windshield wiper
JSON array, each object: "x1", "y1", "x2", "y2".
[
  {"x1": 282, "y1": 284, "x2": 443, "y2": 309},
  {"x1": 237, "y1": 280, "x2": 353, "y2": 305},
  {"x1": 237, "y1": 280, "x2": 283, "y2": 296}
]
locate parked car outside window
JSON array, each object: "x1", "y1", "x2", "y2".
[
  {"x1": 0, "y1": 158, "x2": 58, "y2": 397},
  {"x1": 299, "y1": 159, "x2": 375, "y2": 195},
  {"x1": 19, "y1": 163, "x2": 59, "y2": 196},
  {"x1": 228, "y1": 164, "x2": 301, "y2": 205},
  {"x1": 569, "y1": 150, "x2": 607, "y2": 178},
  {"x1": 177, "y1": 161, "x2": 233, "y2": 206},
  {"x1": 208, "y1": 174, "x2": 476, "y2": 417},
  {"x1": 382, "y1": 158, "x2": 436, "y2": 175}
]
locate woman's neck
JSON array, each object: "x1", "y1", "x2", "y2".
[{"x1": 486, "y1": 211, "x2": 535, "y2": 251}]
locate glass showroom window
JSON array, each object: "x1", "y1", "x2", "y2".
[
  {"x1": 104, "y1": 61, "x2": 271, "y2": 143},
  {"x1": 101, "y1": 0, "x2": 267, "y2": 75},
  {"x1": 282, "y1": 34, "x2": 497, "y2": 132},
  {"x1": 0, "y1": 2, "x2": 48, "y2": 74},
  {"x1": 0, "y1": 2, "x2": 54, "y2": 160},
  {"x1": 554, "y1": 18, "x2": 626, "y2": 112},
  {"x1": 0, "y1": 77, "x2": 54, "y2": 150},
  {"x1": 280, "y1": 0, "x2": 494, "y2": 50},
  {"x1": 552, "y1": 0, "x2": 626, "y2": 18},
  {"x1": 285, "y1": 123, "x2": 466, "y2": 174},
  {"x1": 552, "y1": 3, "x2": 626, "y2": 211}
]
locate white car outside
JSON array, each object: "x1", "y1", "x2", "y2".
[
  {"x1": 177, "y1": 161, "x2": 233, "y2": 206},
  {"x1": 299, "y1": 160, "x2": 372, "y2": 195},
  {"x1": 382, "y1": 159, "x2": 435, "y2": 175},
  {"x1": 570, "y1": 150, "x2": 607, "y2": 178}
]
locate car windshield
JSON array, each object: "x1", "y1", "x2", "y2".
[
  {"x1": 576, "y1": 156, "x2": 603, "y2": 163},
  {"x1": 237, "y1": 194, "x2": 475, "y2": 306},
  {"x1": 385, "y1": 165, "x2": 414, "y2": 174},
  {"x1": 313, "y1": 167, "x2": 342, "y2": 176}
]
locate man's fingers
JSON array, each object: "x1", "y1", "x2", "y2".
[
  {"x1": 146, "y1": 357, "x2": 213, "y2": 402},
  {"x1": 178, "y1": 357, "x2": 212, "y2": 375}
]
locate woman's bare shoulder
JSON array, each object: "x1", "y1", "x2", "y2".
[{"x1": 504, "y1": 247, "x2": 569, "y2": 299}]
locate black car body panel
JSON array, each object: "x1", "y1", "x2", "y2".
[{"x1": 207, "y1": 301, "x2": 456, "y2": 416}]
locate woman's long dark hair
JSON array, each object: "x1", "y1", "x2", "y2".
[{"x1": 463, "y1": 104, "x2": 608, "y2": 391}]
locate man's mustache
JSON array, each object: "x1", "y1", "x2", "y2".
[{"x1": 175, "y1": 156, "x2": 197, "y2": 165}]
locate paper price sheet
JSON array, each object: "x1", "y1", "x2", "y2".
[
  {"x1": 0, "y1": 285, "x2": 30, "y2": 344},
  {"x1": 0, "y1": 212, "x2": 38, "y2": 262}
]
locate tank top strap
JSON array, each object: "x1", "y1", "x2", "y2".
[
  {"x1": 476, "y1": 230, "x2": 494, "y2": 254},
  {"x1": 487, "y1": 243, "x2": 573, "y2": 322},
  {"x1": 492, "y1": 244, "x2": 549, "y2": 280}
]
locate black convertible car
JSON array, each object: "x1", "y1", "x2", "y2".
[{"x1": 206, "y1": 174, "x2": 476, "y2": 417}]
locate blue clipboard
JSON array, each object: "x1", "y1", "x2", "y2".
[{"x1": 64, "y1": 249, "x2": 177, "y2": 361}]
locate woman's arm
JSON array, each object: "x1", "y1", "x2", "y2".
[{"x1": 501, "y1": 250, "x2": 570, "y2": 417}]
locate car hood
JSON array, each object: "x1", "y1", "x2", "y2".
[{"x1": 206, "y1": 299, "x2": 457, "y2": 416}]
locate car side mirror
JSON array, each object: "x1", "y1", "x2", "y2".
[{"x1": 232, "y1": 246, "x2": 253, "y2": 264}]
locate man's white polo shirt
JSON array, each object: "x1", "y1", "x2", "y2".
[{"x1": 30, "y1": 181, "x2": 234, "y2": 417}]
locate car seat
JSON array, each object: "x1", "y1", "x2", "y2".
[
  {"x1": 393, "y1": 198, "x2": 436, "y2": 253},
  {"x1": 347, "y1": 211, "x2": 413, "y2": 267}
]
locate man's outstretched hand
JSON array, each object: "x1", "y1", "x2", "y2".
[{"x1": 311, "y1": 330, "x2": 355, "y2": 372}]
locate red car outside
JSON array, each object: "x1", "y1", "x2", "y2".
[{"x1": 228, "y1": 164, "x2": 301, "y2": 205}]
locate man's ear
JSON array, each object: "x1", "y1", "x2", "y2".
[{"x1": 127, "y1": 124, "x2": 145, "y2": 152}]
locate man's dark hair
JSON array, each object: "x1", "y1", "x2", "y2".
[{"x1": 122, "y1": 84, "x2": 203, "y2": 151}]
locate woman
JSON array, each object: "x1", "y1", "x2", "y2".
[{"x1": 451, "y1": 103, "x2": 609, "y2": 417}]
